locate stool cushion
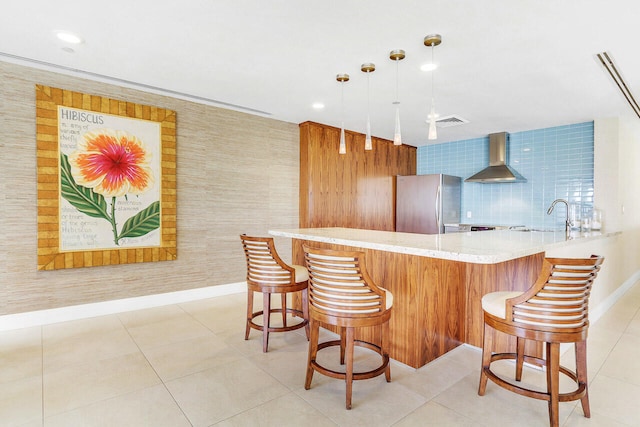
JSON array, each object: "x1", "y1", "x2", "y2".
[
  {"x1": 293, "y1": 264, "x2": 309, "y2": 283},
  {"x1": 481, "y1": 291, "x2": 524, "y2": 319},
  {"x1": 380, "y1": 288, "x2": 394, "y2": 310}
]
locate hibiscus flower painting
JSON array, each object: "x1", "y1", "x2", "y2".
[
  {"x1": 69, "y1": 130, "x2": 155, "y2": 199},
  {"x1": 60, "y1": 128, "x2": 160, "y2": 248},
  {"x1": 56, "y1": 104, "x2": 163, "y2": 251},
  {"x1": 36, "y1": 85, "x2": 176, "y2": 270}
]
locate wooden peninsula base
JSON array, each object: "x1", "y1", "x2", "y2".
[{"x1": 290, "y1": 238, "x2": 544, "y2": 369}]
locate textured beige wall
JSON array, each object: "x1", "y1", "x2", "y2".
[{"x1": 0, "y1": 61, "x2": 299, "y2": 315}]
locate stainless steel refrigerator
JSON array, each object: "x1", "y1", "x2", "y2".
[{"x1": 396, "y1": 174, "x2": 461, "y2": 234}]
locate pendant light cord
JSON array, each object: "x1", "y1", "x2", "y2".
[
  {"x1": 367, "y1": 71, "x2": 371, "y2": 121},
  {"x1": 431, "y1": 44, "x2": 435, "y2": 110},
  {"x1": 341, "y1": 80, "x2": 345, "y2": 127},
  {"x1": 395, "y1": 59, "x2": 400, "y2": 104}
]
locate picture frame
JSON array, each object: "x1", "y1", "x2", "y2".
[{"x1": 36, "y1": 85, "x2": 177, "y2": 270}]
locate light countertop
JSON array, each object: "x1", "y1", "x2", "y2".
[{"x1": 269, "y1": 227, "x2": 620, "y2": 264}]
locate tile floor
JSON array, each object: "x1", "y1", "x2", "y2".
[{"x1": 1, "y1": 280, "x2": 639, "y2": 426}]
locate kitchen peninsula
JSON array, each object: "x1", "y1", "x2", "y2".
[{"x1": 270, "y1": 227, "x2": 617, "y2": 368}]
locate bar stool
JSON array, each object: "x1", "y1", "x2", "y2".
[
  {"x1": 478, "y1": 255, "x2": 604, "y2": 427},
  {"x1": 240, "y1": 235, "x2": 309, "y2": 352},
  {"x1": 303, "y1": 245, "x2": 393, "y2": 409}
]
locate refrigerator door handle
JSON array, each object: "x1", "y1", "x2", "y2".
[{"x1": 435, "y1": 184, "x2": 441, "y2": 232}]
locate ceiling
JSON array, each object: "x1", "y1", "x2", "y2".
[{"x1": 2, "y1": 1, "x2": 639, "y2": 146}]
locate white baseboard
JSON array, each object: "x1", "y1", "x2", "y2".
[
  {"x1": 0, "y1": 282, "x2": 246, "y2": 332},
  {"x1": 1, "y1": 269, "x2": 638, "y2": 333}
]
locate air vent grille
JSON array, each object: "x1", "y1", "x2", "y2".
[
  {"x1": 0, "y1": 51, "x2": 272, "y2": 116},
  {"x1": 597, "y1": 51, "x2": 640, "y2": 119},
  {"x1": 436, "y1": 114, "x2": 469, "y2": 128}
]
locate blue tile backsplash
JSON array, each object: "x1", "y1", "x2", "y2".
[{"x1": 417, "y1": 122, "x2": 594, "y2": 229}]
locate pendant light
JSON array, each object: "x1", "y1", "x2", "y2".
[
  {"x1": 337, "y1": 73, "x2": 350, "y2": 154},
  {"x1": 389, "y1": 49, "x2": 406, "y2": 146},
  {"x1": 361, "y1": 63, "x2": 375, "y2": 150},
  {"x1": 424, "y1": 34, "x2": 442, "y2": 140}
]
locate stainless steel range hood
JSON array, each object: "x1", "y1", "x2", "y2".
[{"x1": 464, "y1": 132, "x2": 526, "y2": 183}]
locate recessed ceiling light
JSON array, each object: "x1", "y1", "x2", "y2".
[
  {"x1": 55, "y1": 31, "x2": 84, "y2": 44},
  {"x1": 420, "y1": 62, "x2": 438, "y2": 72},
  {"x1": 312, "y1": 102, "x2": 325, "y2": 110}
]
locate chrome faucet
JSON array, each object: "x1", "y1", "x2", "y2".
[{"x1": 547, "y1": 199, "x2": 570, "y2": 235}]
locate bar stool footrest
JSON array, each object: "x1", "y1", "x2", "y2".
[
  {"x1": 484, "y1": 352, "x2": 587, "y2": 403},
  {"x1": 311, "y1": 339, "x2": 390, "y2": 381},
  {"x1": 248, "y1": 308, "x2": 308, "y2": 333}
]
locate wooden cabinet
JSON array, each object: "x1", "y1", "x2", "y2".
[{"x1": 299, "y1": 121, "x2": 416, "y2": 230}]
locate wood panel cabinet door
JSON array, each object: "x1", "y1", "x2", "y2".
[{"x1": 299, "y1": 121, "x2": 415, "y2": 230}]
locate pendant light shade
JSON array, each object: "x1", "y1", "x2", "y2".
[
  {"x1": 428, "y1": 104, "x2": 438, "y2": 140},
  {"x1": 394, "y1": 107, "x2": 402, "y2": 145},
  {"x1": 424, "y1": 34, "x2": 442, "y2": 141},
  {"x1": 390, "y1": 49, "x2": 405, "y2": 146},
  {"x1": 365, "y1": 119, "x2": 372, "y2": 150},
  {"x1": 361, "y1": 63, "x2": 375, "y2": 150},
  {"x1": 337, "y1": 73, "x2": 349, "y2": 154},
  {"x1": 339, "y1": 127, "x2": 346, "y2": 154}
]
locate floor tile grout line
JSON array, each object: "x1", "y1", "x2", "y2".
[
  {"x1": 112, "y1": 301, "x2": 279, "y2": 425},
  {"x1": 391, "y1": 400, "x2": 482, "y2": 427},
  {"x1": 116, "y1": 312, "x2": 196, "y2": 427},
  {"x1": 584, "y1": 288, "x2": 640, "y2": 389},
  {"x1": 566, "y1": 282, "x2": 640, "y2": 425}
]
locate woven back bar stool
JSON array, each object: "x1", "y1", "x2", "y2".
[
  {"x1": 303, "y1": 245, "x2": 393, "y2": 409},
  {"x1": 240, "y1": 235, "x2": 309, "y2": 352},
  {"x1": 478, "y1": 255, "x2": 604, "y2": 427}
]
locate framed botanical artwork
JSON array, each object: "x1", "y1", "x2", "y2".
[{"x1": 36, "y1": 85, "x2": 177, "y2": 270}]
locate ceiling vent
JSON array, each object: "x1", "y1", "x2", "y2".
[
  {"x1": 435, "y1": 114, "x2": 469, "y2": 128},
  {"x1": 597, "y1": 51, "x2": 640, "y2": 119}
]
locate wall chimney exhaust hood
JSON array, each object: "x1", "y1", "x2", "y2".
[{"x1": 464, "y1": 132, "x2": 526, "y2": 183}]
